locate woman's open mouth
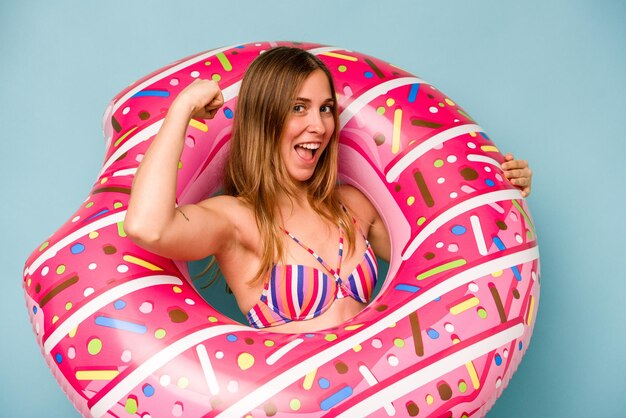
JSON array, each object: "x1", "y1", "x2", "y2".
[{"x1": 294, "y1": 142, "x2": 320, "y2": 161}]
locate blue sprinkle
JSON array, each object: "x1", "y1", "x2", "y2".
[
  {"x1": 224, "y1": 108, "x2": 234, "y2": 119},
  {"x1": 236, "y1": 45, "x2": 245, "y2": 49},
  {"x1": 320, "y1": 386, "x2": 353, "y2": 410},
  {"x1": 87, "y1": 208, "x2": 109, "y2": 221},
  {"x1": 480, "y1": 132, "x2": 490, "y2": 140},
  {"x1": 451, "y1": 225, "x2": 467, "y2": 235},
  {"x1": 55, "y1": 353, "x2": 63, "y2": 364},
  {"x1": 95, "y1": 316, "x2": 147, "y2": 334},
  {"x1": 485, "y1": 179, "x2": 495, "y2": 187},
  {"x1": 143, "y1": 384, "x2": 155, "y2": 397},
  {"x1": 305, "y1": 333, "x2": 315, "y2": 338},
  {"x1": 408, "y1": 84, "x2": 420, "y2": 103},
  {"x1": 395, "y1": 284, "x2": 420, "y2": 293},
  {"x1": 318, "y1": 378, "x2": 330, "y2": 389},
  {"x1": 364, "y1": 71, "x2": 374, "y2": 79},
  {"x1": 433, "y1": 296, "x2": 441, "y2": 301},
  {"x1": 33, "y1": 306, "x2": 38, "y2": 314},
  {"x1": 131, "y1": 90, "x2": 170, "y2": 98},
  {"x1": 226, "y1": 334, "x2": 238, "y2": 342},
  {"x1": 512, "y1": 265, "x2": 522, "y2": 281},
  {"x1": 114, "y1": 300, "x2": 126, "y2": 310},
  {"x1": 493, "y1": 236, "x2": 506, "y2": 251},
  {"x1": 495, "y1": 354, "x2": 503, "y2": 366},
  {"x1": 70, "y1": 243, "x2": 85, "y2": 254},
  {"x1": 426, "y1": 328, "x2": 440, "y2": 339},
  {"x1": 518, "y1": 341, "x2": 523, "y2": 350}
]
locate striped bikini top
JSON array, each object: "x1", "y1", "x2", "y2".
[{"x1": 246, "y1": 227, "x2": 378, "y2": 329}]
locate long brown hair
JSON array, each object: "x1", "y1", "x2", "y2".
[{"x1": 224, "y1": 46, "x2": 356, "y2": 284}]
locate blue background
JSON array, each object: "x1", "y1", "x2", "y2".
[{"x1": 2, "y1": 1, "x2": 624, "y2": 417}]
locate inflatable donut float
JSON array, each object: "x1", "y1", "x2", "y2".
[{"x1": 24, "y1": 41, "x2": 540, "y2": 417}]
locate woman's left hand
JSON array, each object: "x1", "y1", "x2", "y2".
[{"x1": 501, "y1": 153, "x2": 533, "y2": 197}]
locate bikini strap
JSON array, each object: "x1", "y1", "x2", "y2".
[{"x1": 282, "y1": 228, "x2": 343, "y2": 281}]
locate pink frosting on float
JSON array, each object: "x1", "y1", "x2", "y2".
[{"x1": 24, "y1": 41, "x2": 540, "y2": 417}]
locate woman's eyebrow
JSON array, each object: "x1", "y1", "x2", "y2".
[{"x1": 293, "y1": 97, "x2": 335, "y2": 103}]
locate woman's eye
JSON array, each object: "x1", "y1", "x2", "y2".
[
  {"x1": 321, "y1": 105, "x2": 334, "y2": 113},
  {"x1": 293, "y1": 104, "x2": 305, "y2": 112}
]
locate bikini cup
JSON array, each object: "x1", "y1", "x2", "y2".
[{"x1": 246, "y1": 229, "x2": 378, "y2": 329}]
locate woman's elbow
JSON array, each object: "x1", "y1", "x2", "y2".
[{"x1": 123, "y1": 215, "x2": 163, "y2": 247}]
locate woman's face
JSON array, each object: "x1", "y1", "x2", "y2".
[{"x1": 279, "y1": 69, "x2": 335, "y2": 184}]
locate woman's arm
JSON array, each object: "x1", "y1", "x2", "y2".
[
  {"x1": 338, "y1": 185, "x2": 391, "y2": 262},
  {"x1": 125, "y1": 80, "x2": 232, "y2": 260}
]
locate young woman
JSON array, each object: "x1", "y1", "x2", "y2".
[{"x1": 125, "y1": 47, "x2": 532, "y2": 333}]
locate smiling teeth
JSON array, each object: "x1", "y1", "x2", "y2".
[{"x1": 296, "y1": 143, "x2": 320, "y2": 150}]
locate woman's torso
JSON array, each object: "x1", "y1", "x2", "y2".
[{"x1": 213, "y1": 186, "x2": 375, "y2": 333}]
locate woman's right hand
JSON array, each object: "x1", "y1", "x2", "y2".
[{"x1": 172, "y1": 79, "x2": 224, "y2": 120}]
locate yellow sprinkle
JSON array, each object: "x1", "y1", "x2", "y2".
[
  {"x1": 113, "y1": 201, "x2": 123, "y2": 209},
  {"x1": 189, "y1": 118, "x2": 208, "y2": 132},
  {"x1": 303, "y1": 368, "x2": 317, "y2": 390},
  {"x1": 426, "y1": 394, "x2": 434, "y2": 405},
  {"x1": 417, "y1": 216, "x2": 426, "y2": 226},
  {"x1": 450, "y1": 297, "x2": 480, "y2": 315},
  {"x1": 344, "y1": 324, "x2": 363, "y2": 331},
  {"x1": 445, "y1": 98, "x2": 456, "y2": 106},
  {"x1": 122, "y1": 255, "x2": 163, "y2": 271},
  {"x1": 52, "y1": 315, "x2": 59, "y2": 324},
  {"x1": 386, "y1": 98, "x2": 395, "y2": 107},
  {"x1": 56, "y1": 265, "x2": 66, "y2": 275},
  {"x1": 264, "y1": 339, "x2": 275, "y2": 347},
  {"x1": 117, "y1": 221, "x2": 127, "y2": 237},
  {"x1": 491, "y1": 270, "x2": 503, "y2": 277},
  {"x1": 155, "y1": 329, "x2": 166, "y2": 339},
  {"x1": 237, "y1": 352, "x2": 255, "y2": 370},
  {"x1": 75, "y1": 370, "x2": 120, "y2": 380},
  {"x1": 392, "y1": 108, "x2": 402, "y2": 154},
  {"x1": 320, "y1": 51, "x2": 358, "y2": 61},
  {"x1": 466, "y1": 360, "x2": 480, "y2": 389},
  {"x1": 388, "y1": 322, "x2": 397, "y2": 328},
  {"x1": 324, "y1": 334, "x2": 338, "y2": 342},
  {"x1": 100, "y1": 177, "x2": 108, "y2": 184},
  {"x1": 26, "y1": 278, "x2": 31, "y2": 287},
  {"x1": 173, "y1": 286, "x2": 182, "y2": 294},
  {"x1": 65, "y1": 302, "x2": 73, "y2": 310},
  {"x1": 289, "y1": 398, "x2": 301, "y2": 411},
  {"x1": 407, "y1": 196, "x2": 415, "y2": 206},
  {"x1": 87, "y1": 338, "x2": 102, "y2": 355},
  {"x1": 469, "y1": 132, "x2": 477, "y2": 137},
  {"x1": 352, "y1": 344, "x2": 362, "y2": 352},
  {"x1": 68, "y1": 326, "x2": 78, "y2": 338},
  {"x1": 526, "y1": 295, "x2": 535, "y2": 325},
  {"x1": 452, "y1": 337, "x2": 461, "y2": 344},
  {"x1": 113, "y1": 126, "x2": 138, "y2": 147},
  {"x1": 481, "y1": 145, "x2": 499, "y2": 153},
  {"x1": 208, "y1": 316, "x2": 218, "y2": 323},
  {"x1": 88, "y1": 231, "x2": 99, "y2": 239},
  {"x1": 177, "y1": 377, "x2": 189, "y2": 388}
]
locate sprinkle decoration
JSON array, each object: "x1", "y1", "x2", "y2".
[{"x1": 23, "y1": 41, "x2": 539, "y2": 418}]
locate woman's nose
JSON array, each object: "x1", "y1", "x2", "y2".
[{"x1": 307, "y1": 111, "x2": 326, "y2": 134}]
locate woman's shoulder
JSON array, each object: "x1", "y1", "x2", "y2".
[
  {"x1": 196, "y1": 195, "x2": 254, "y2": 224},
  {"x1": 337, "y1": 184, "x2": 377, "y2": 222}
]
